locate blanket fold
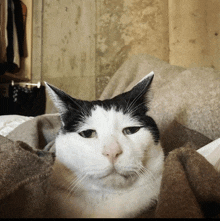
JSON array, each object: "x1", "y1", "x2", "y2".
[
  {"x1": 155, "y1": 145, "x2": 220, "y2": 218},
  {"x1": 7, "y1": 113, "x2": 61, "y2": 150},
  {"x1": 0, "y1": 135, "x2": 54, "y2": 218},
  {"x1": 1, "y1": 114, "x2": 220, "y2": 218}
]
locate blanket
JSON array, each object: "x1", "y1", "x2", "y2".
[
  {"x1": 100, "y1": 54, "x2": 220, "y2": 141},
  {"x1": 0, "y1": 114, "x2": 219, "y2": 218},
  {"x1": 1, "y1": 54, "x2": 220, "y2": 218},
  {"x1": 0, "y1": 134, "x2": 55, "y2": 218}
]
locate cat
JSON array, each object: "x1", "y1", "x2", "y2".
[{"x1": 44, "y1": 71, "x2": 164, "y2": 218}]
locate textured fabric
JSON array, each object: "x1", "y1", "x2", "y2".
[
  {"x1": 100, "y1": 54, "x2": 220, "y2": 141},
  {"x1": 1, "y1": 114, "x2": 219, "y2": 218},
  {"x1": 197, "y1": 138, "x2": 220, "y2": 170},
  {"x1": 155, "y1": 145, "x2": 220, "y2": 218},
  {"x1": 7, "y1": 114, "x2": 61, "y2": 150},
  {"x1": 0, "y1": 115, "x2": 33, "y2": 136},
  {"x1": 0, "y1": 135, "x2": 55, "y2": 218},
  {"x1": 161, "y1": 120, "x2": 212, "y2": 156}
]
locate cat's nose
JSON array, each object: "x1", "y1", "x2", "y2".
[{"x1": 102, "y1": 142, "x2": 123, "y2": 164}]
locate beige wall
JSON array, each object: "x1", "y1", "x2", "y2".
[
  {"x1": 38, "y1": 0, "x2": 96, "y2": 113},
  {"x1": 95, "y1": 0, "x2": 169, "y2": 98},
  {"x1": 32, "y1": 0, "x2": 220, "y2": 113},
  {"x1": 169, "y1": 0, "x2": 220, "y2": 70}
]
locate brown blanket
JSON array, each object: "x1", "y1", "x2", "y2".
[
  {"x1": 0, "y1": 135, "x2": 54, "y2": 218},
  {"x1": 0, "y1": 113, "x2": 219, "y2": 218},
  {"x1": 156, "y1": 145, "x2": 220, "y2": 218}
]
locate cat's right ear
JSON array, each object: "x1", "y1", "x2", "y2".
[
  {"x1": 45, "y1": 82, "x2": 69, "y2": 114},
  {"x1": 44, "y1": 82, "x2": 81, "y2": 123}
]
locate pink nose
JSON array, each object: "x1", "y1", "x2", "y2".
[{"x1": 102, "y1": 142, "x2": 123, "y2": 164}]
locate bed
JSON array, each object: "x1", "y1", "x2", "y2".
[
  {"x1": 0, "y1": 54, "x2": 220, "y2": 218},
  {"x1": 0, "y1": 115, "x2": 33, "y2": 137}
]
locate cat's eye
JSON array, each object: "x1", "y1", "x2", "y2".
[
  {"x1": 79, "y1": 129, "x2": 97, "y2": 138},
  {"x1": 123, "y1": 127, "x2": 141, "y2": 135}
]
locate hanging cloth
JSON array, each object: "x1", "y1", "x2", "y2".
[
  {"x1": 0, "y1": 0, "x2": 26, "y2": 75},
  {"x1": 13, "y1": 0, "x2": 25, "y2": 58}
]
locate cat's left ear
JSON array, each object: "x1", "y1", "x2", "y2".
[{"x1": 118, "y1": 71, "x2": 154, "y2": 105}]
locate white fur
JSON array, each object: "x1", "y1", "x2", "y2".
[{"x1": 52, "y1": 105, "x2": 164, "y2": 218}]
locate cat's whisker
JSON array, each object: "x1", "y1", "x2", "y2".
[
  {"x1": 65, "y1": 174, "x2": 86, "y2": 200},
  {"x1": 126, "y1": 101, "x2": 147, "y2": 116},
  {"x1": 71, "y1": 174, "x2": 88, "y2": 193},
  {"x1": 126, "y1": 100, "x2": 144, "y2": 113},
  {"x1": 67, "y1": 174, "x2": 85, "y2": 189},
  {"x1": 70, "y1": 98, "x2": 89, "y2": 116},
  {"x1": 67, "y1": 173, "x2": 88, "y2": 197},
  {"x1": 124, "y1": 169, "x2": 156, "y2": 198},
  {"x1": 138, "y1": 165, "x2": 158, "y2": 187},
  {"x1": 134, "y1": 163, "x2": 156, "y2": 184},
  {"x1": 125, "y1": 83, "x2": 148, "y2": 114},
  {"x1": 82, "y1": 101, "x2": 92, "y2": 117},
  {"x1": 67, "y1": 174, "x2": 84, "y2": 191},
  {"x1": 124, "y1": 90, "x2": 133, "y2": 115}
]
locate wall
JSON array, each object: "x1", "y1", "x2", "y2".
[
  {"x1": 95, "y1": 0, "x2": 169, "y2": 98},
  {"x1": 32, "y1": 0, "x2": 220, "y2": 113},
  {"x1": 32, "y1": 0, "x2": 169, "y2": 113},
  {"x1": 169, "y1": 0, "x2": 220, "y2": 70},
  {"x1": 38, "y1": 0, "x2": 96, "y2": 113}
]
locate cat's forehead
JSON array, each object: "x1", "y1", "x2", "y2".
[
  {"x1": 92, "y1": 105, "x2": 134, "y2": 120},
  {"x1": 82, "y1": 105, "x2": 140, "y2": 128}
]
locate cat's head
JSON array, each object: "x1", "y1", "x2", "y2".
[{"x1": 45, "y1": 72, "x2": 164, "y2": 191}]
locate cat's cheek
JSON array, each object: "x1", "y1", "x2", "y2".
[
  {"x1": 122, "y1": 131, "x2": 149, "y2": 152},
  {"x1": 119, "y1": 130, "x2": 154, "y2": 167},
  {"x1": 146, "y1": 143, "x2": 164, "y2": 171},
  {"x1": 54, "y1": 134, "x2": 88, "y2": 168},
  {"x1": 59, "y1": 135, "x2": 110, "y2": 174}
]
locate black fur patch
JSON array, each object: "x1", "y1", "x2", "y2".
[{"x1": 61, "y1": 97, "x2": 160, "y2": 144}]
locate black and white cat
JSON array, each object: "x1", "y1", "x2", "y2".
[{"x1": 45, "y1": 72, "x2": 164, "y2": 218}]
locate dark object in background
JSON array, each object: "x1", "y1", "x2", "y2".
[
  {"x1": 6, "y1": 85, "x2": 46, "y2": 116},
  {"x1": 0, "y1": 97, "x2": 11, "y2": 115},
  {"x1": 0, "y1": 0, "x2": 27, "y2": 76},
  {"x1": 0, "y1": 63, "x2": 19, "y2": 76},
  {"x1": 0, "y1": 64, "x2": 9, "y2": 76},
  {"x1": 12, "y1": 0, "x2": 25, "y2": 58},
  {"x1": 0, "y1": 84, "x2": 11, "y2": 115}
]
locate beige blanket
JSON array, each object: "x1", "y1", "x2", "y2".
[
  {"x1": 100, "y1": 53, "x2": 220, "y2": 142},
  {"x1": 1, "y1": 54, "x2": 220, "y2": 218}
]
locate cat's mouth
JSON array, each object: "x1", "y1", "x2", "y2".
[
  {"x1": 100, "y1": 169, "x2": 124, "y2": 178},
  {"x1": 101, "y1": 168, "x2": 135, "y2": 179},
  {"x1": 96, "y1": 167, "x2": 137, "y2": 182},
  {"x1": 95, "y1": 168, "x2": 138, "y2": 189}
]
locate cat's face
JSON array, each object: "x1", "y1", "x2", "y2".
[{"x1": 45, "y1": 72, "x2": 164, "y2": 191}]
